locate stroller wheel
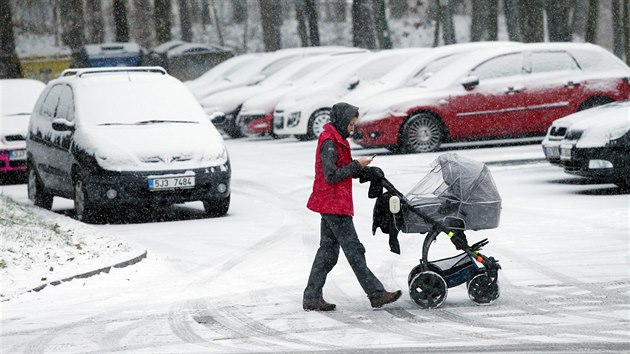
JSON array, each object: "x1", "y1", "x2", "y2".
[
  {"x1": 467, "y1": 273, "x2": 500, "y2": 305},
  {"x1": 407, "y1": 263, "x2": 441, "y2": 287},
  {"x1": 409, "y1": 271, "x2": 448, "y2": 309}
]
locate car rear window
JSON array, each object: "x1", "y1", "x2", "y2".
[
  {"x1": 570, "y1": 49, "x2": 629, "y2": 71},
  {"x1": 470, "y1": 53, "x2": 523, "y2": 80}
]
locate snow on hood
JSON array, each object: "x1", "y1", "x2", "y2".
[
  {"x1": 569, "y1": 101, "x2": 630, "y2": 148},
  {"x1": 239, "y1": 87, "x2": 293, "y2": 116},
  {"x1": 358, "y1": 86, "x2": 447, "y2": 123},
  {"x1": 73, "y1": 122, "x2": 227, "y2": 172}
]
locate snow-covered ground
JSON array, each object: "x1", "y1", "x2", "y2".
[{"x1": 0, "y1": 137, "x2": 628, "y2": 353}]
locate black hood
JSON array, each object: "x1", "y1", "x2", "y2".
[{"x1": 329, "y1": 102, "x2": 359, "y2": 139}]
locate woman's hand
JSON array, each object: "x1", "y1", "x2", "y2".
[{"x1": 356, "y1": 157, "x2": 373, "y2": 168}]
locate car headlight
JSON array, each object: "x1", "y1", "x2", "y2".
[{"x1": 201, "y1": 145, "x2": 228, "y2": 165}]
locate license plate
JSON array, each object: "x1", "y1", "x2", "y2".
[
  {"x1": 148, "y1": 175, "x2": 195, "y2": 190},
  {"x1": 544, "y1": 145, "x2": 560, "y2": 159},
  {"x1": 8, "y1": 150, "x2": 26, "y2": 160},
  {"x1": 560, "y1": 145, "x2": 573, "y2": 161}
]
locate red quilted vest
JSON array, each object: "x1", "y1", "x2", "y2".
[{"x1": 307, "y1": 124, "x2": 354, "y2": 216}]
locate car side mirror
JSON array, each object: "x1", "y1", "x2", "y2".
[
  {"x1": 461, "y1": 76, "x2": 479, "y2": 90},
  {"x1": 347, "y1": 76, "x2": 360, "y2": 90},
  {"x1": 389, "y1": 195, "x2": 401, "y2": 214},
  {"x1": 250, "y1": 74, "x2": 266, "y2": 85},
  {"x1": 52, "y1": 118, "x2": 75, "y2": 132}
]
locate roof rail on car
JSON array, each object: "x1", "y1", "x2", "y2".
[{"x1": 58, "y1": 66, "x2": 167, "y2": 78}]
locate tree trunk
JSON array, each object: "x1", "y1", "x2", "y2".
[
  {"x1": 178, "y1": 0, "x2": 193, "y2": 41},
  {"x1": 373, "y1": 0, "x2": 391, "y2": 49},
  {"x1": 154, "y1": 0, "x2": 171, "y2": 44},
  {"x1": 440, "y1": 0, "x2": 456, "y2": 45},
  {"x1": 585, "y1": 0, "x2": 598, "y2": 43},
  {"x1": 296, "y1": 0, "x2": 309, "y2": 46},
  {"x1": 113, "y1": 0, "x2": 130, "y2": 42},
  {"x1": 0, "y1": 0, "x2": 22, "y2": 78},
  {"x1": 352, "y1": 0, "x2": 376, "y2": 49},
  {"x1": 624, "y1": 0, "x2": 630, "y2": 65},
  {"x1": 470, "y1": 0, "x2": 484, "y2": 41},
  {"x1": 85, "y1": 0, "x2": 105, "y2": 43},
  {"x1": 389, "y1": 0, "x2": 408, "y2": 19},
  {"x1": 201, "y1": 0, "x2": 211, "y2": 27},
  {"x1": 612, "y1": 0, "x2": 623, "y2": 58},
  {"x1": 232, "y1": 0, "x2": 247, "y2": 24},
  {"x1": 305, "y1": 0, "x2": 320, "y2": 46},
  {"x1": 132, "y1": 0, "x2": 155, "y2": 48},
  {"x1": 546, "y1": 0, "x2": 571, "y2": 42},
  {"x1": 60, "y1": 0, "x2": 86, "y2": 50},
  {"x1": 210, "y1": 0, "x2": 224, "y2": 46},
  {"x1": 326, "y1": 0, "x2": 346, "y2": 22},
  {"x1": 433, "y1": 1, "x2": 440, "y2": 47},
  {"x1": 518, "y1": 0, "x2": 544, "y2": 43},
  {"x1": 503, "y1": 0, "x2": 520, "y2": 41},
  {"x1": 486, "y1": 0, "x2": 498, "y2": 41},
  {"x1": 260, "y1": 0, "x2": 282, "y2": 51}
]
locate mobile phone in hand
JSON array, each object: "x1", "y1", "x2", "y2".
[{"x1": 370, "y1": 154, "x2": 377, "y2": 160}]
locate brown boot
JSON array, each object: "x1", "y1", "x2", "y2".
[
  {"x1": 369, "y1": 290, "x2": 402, "y2": 308},
  {"x1": 303, "y1": 299, "x2": 336, "y2": 312}
]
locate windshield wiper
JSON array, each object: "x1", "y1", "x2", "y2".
[{"x1": 134, "y1": 120, "x2": 198, "y2": 125}]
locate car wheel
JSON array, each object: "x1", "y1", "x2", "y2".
[
  {"x1": 204, "y1": 195, "x2": 230, "y2": 217},
  {"x1": 400, "y1": 113, "x2": 444, "y2": 153},
  {"x1": 27, "y1": 166, "x2": 53, "y2": 210},
  {"x1": 306, "y1": 109, "x2": 331, "y2": 140},
  {"x1": 74, "y1": 177, "x2": 96, "y2": 223}
]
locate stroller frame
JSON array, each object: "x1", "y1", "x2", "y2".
[{"x1": 379, "y1": 177, "x2": 501, "y2": 309}]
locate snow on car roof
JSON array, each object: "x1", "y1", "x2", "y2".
[{"x1": 0, "y1": 79, "x2": 46, "y2": 117}]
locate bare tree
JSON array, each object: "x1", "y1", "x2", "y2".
[
  {"x1": 373, "y1": 0, "x2": 392, "y2": 49},
  {"x1": 325, "y1": 0, "x2": 346, "y2": 22},
  {"x1": 210, "y1": 0, "x2": 224, "y2": 46},
  {"x1": 132, "y1": 0, "x2": 155, "y2": 48},
  {"x1": 201, "y1": 0, "x2": 211, "y2": 27},
  {"x1": 296, "y1": 0, "x2": 309, "y2": 46},
  {"x1": 0, "y1": 0, "x2": 22, "y2": 78},
  {"x1": 612, "y1": 0, "x2": 623, "y2": 58},
  {"x1": 585, "y1": 0, "x2": 598, "y2": 43},
  {"x1": 305, "y1": 0, "x2": 320, "y2": 46},
  {"x1": 260, "y1": 0, "x2": 282, "y2": 51},
  {"x1": 518, "y1": 0, "x2": 544, "y2": 42},
  {"x1": 85, "y1": 0, "x2": 105, "y2": 43},
  {"x1": 232, "y1": 0, "x2": 247, "y2": 24},
  {"x1": 438, "y1": 0, "x2": 456, "y2": 45},
  {"x1": 486, "y1": 0, "x2": 498, "y2": 41},
  {"x1": 471, "y1": 0, "x2": 497, "y2": 41},
  {"x1": 154, "y1": 0, "x2": 171, "y2": 44},
  {"x1": 546, "y1": 0, "x2": 572, "y2": 42},
  {"x1": 178, "y1": 0, "x2": 193, "y2": 41},
  {"x1": 60, "y1": 0, "x2": 86, "y2": 51},
  {"x1": 113, "y1": 0, "x2": 130, "y2": 42},
  {"x1": 352, "y1": 0, "x2": 376, "y2": 49},
  {"x1": 624, "y1": 0, "x2": 630, "y2": 65},
  {"x1": 389, "y1": 0, "x2": 409, "y2": 19},
  {"x1": 503, "y1": 0, "x2": 520, "y2": 41}
]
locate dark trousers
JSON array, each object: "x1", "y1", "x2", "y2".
[{"x1": 303, "y1": 214, "x2": 386, "y2": 302}]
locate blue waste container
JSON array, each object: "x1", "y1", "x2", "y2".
[{"x1": 76, "y1": 42, "x2": 143, "y2": 68}]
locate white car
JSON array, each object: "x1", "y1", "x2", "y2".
[
  {"x1": 26, "y1": 67, "x2": 231, "y2": 222},
  {"x1": 341, "y1": 42, "x2": 519, "y2": 106},
  {"x1": 184, "y1": 53, "x2": 263, "y2": 95},
  {"x1": 237, "y1": 55, "x2": 362, "y2": 137},
  {"x1": 0, "y1": 79, "x2": 46, "y2": 175},
  {"x1": 202, "y1": 52, "x2": 366, "y2": 138},
  {"x1": 192, "y1": 46, "x2": 364, "y2": 105},
  {"x1": 272, "y1": 48, "x2": 427, "y2": 140}
]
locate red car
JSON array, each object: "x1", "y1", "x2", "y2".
[{"x1": 353, "y1": 43, "x2": 630, "y2": 153}]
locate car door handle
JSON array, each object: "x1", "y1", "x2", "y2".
[
  {"x1": 504, "y1": 86, "x2": 521, "y2": 94},
  {"x1": 564, "y1": 80, "x2": 581, "y2": 88}
]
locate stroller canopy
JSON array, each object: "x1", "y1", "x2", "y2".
[{"x1": 403, "y1": 153, "x2": 502, "y2": 231}]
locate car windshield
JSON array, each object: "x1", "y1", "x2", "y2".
[
  {"x1": 78, "y1": 74, "x2": 204, "y2": 126},
  {"x1": 196, "y1": 54, "x2": 259, "y2": 82},
  {"x1": 260, "y1": 58, "x2": 334, "y2": 86}
]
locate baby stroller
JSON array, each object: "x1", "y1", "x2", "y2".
[{"x1": 363, "y1": 153, "x2": 502, "y2": 309}]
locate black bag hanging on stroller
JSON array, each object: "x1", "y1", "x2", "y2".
[{"x1": 361, "y1": 153, "x2": 502, "y2": 309}]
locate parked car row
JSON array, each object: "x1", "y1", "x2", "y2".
[
  {"x1": 188, "y1": 42, "x2": 630, "y2": 156},
  {"x1": 22, "y1": 67, "x2": 231, "y2": 222}
]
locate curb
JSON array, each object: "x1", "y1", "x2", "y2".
[{"x1": 27, "y1": 250, "x2": 148, "y2": 295}]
